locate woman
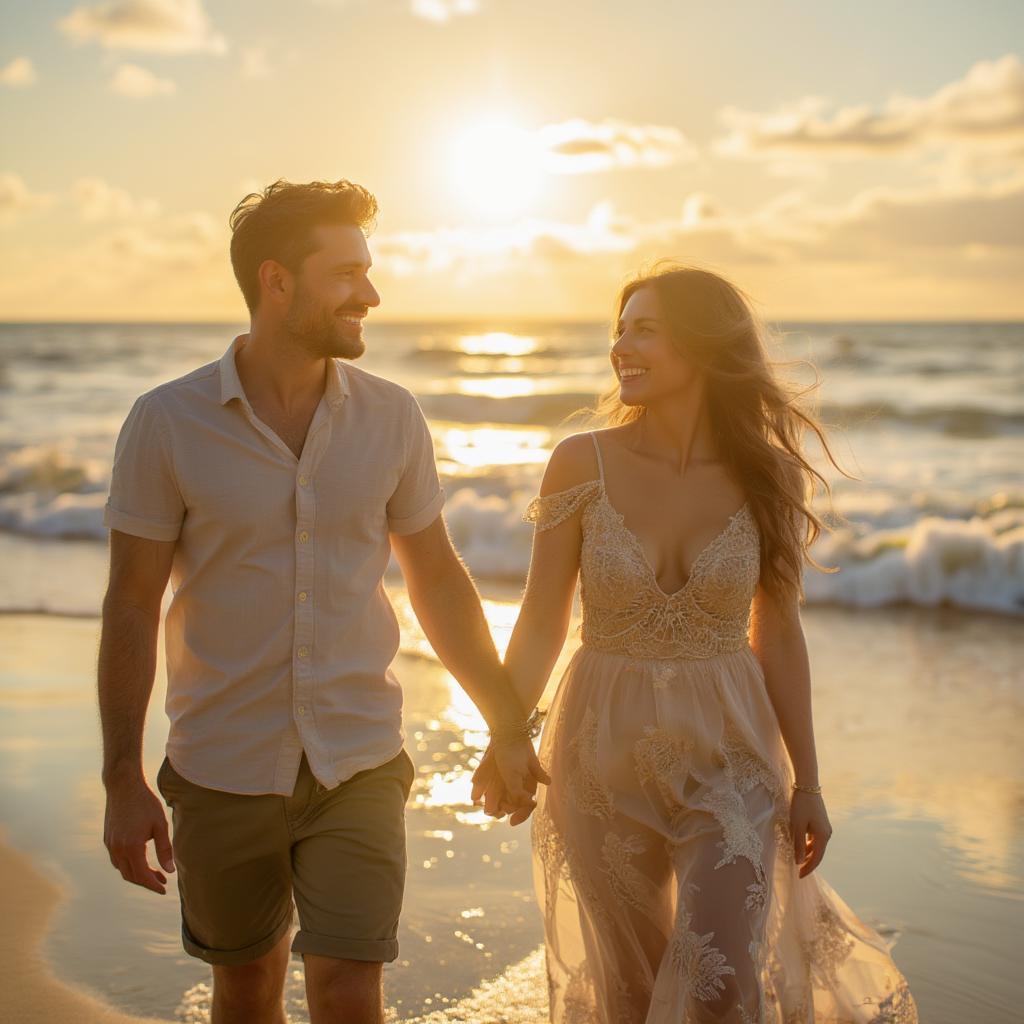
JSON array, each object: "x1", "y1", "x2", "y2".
[{"x1": 472, "y1": 264, "x2": 917, "y2": 1022}]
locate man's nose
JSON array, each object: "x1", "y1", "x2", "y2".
[{"x1": 361, "y1": 278, "x2": 381, "y2": 308}]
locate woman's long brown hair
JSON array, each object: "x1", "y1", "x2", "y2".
[{"x1": 588, "y1": 261, "x2": 848, "y2": 605}]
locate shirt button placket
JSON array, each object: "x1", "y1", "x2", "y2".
[{"x1": 294, "y1": 468, "x2": 315, "y2": 734}]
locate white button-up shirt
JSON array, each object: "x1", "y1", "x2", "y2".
[{"x1": 103, "y1": 336, "x2": 445, "y2": 795}]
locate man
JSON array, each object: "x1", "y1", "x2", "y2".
[{"x1": 98, "y1": 178, "x2": 547, "y2": 1024}]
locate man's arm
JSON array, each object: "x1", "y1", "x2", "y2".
[
  {"x1": 390, "y1": 516, "x2": 550, "y2": 808},
  {"x1": 98, "y1": 529, "x2": 176, "y2": 894}
]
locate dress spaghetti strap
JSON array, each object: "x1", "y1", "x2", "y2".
[{"x1": 589, "y1": 431, "x2": 606, "y2": 486}]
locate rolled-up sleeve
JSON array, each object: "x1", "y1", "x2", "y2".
[
  {"x1": 103, "y1": 393, "x2": 185, "y2": 542},
  {"x1": 386, "y1": 393, "x2": 445, "y2": 535}
]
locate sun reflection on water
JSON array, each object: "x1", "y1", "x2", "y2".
[{"x1": 457, "y1": 332, "x2": 540, "y2": 357}]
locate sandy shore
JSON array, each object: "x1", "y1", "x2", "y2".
[
  {"x1": 0, "y1": 835, "x2": 168, "y2": 1024},
  {"x1": 0, "y1": 602, "x2": 1021, "y2": 1023}
]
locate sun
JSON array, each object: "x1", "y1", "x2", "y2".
[{"x1": 450, "y1": 117, "x2": 544, "y2": 218}]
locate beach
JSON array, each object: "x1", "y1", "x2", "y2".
[
  {"x1": 1, "y1": 598, "x2": 1021, "y2": 1023},
  {"x1": 0, "y1": 318, "x2": 1022, "y2": 1021}
]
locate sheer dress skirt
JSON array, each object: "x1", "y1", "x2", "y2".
[{"x1": 532, "y1": 645, "x2": 917, "y2": 1024}]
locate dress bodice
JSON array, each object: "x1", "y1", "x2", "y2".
[{"x1": 523, "y1": 435, "x2": 760, "y2": 660}]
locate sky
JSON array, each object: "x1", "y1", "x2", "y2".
[{"x1": 1, "y1": 0, "x2": 1023, "y2": 321}]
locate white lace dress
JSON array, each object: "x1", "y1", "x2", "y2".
[{"x1": 525, "y1": 433, "x2": 917, "y2": 1024}]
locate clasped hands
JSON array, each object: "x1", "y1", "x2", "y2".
[{"x1": 470, "y1": 735, "x2": 550, "y2": 826}]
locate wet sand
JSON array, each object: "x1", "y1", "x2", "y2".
[{"x1": 0, "y1": 599, "x2": 1021, "y2": 1023}]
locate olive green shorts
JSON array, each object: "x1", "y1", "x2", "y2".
[{"x1": 156, "y1": 749, "x2": 415, "y2": 966}]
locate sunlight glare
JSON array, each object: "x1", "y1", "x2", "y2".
[{"x1": 451, "y1": 118, "x2": 544, "y2": 217}]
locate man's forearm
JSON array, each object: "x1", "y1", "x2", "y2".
[
  {"x1": 406, "y1": 560, "x2": 527, "y2": 729},
  {"x1": 98, "y1": 598, "x2": 160, "y2": 788}
]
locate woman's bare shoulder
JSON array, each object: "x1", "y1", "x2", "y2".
[{"x1": 541, "y1": 432, "x2": 602, "y2": 496}]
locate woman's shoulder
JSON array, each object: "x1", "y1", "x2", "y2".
[{"x1": 542, "y1": 432, "x2": 602, "y2": 496}]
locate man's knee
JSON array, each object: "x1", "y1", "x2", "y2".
[
  {"x1": 304, "y1": 955, "x2": 383, "y2": 1019},
  {"x1": 212, "y1": 934, "x2": 290, "y2": 1013}
]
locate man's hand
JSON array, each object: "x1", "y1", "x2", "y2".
[
  {"x1": 472, "y1": 740, "x2": 550, "y2": 826},
  {"x1": 103, "y1": 777, "x2": 175, "y2": 895}
]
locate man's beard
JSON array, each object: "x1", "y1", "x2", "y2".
[{"x1": 284, "y1": 291, "x2": 365, "y2": 360}]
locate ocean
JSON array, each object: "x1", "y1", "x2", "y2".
[
  {"x1": 0, "y1": 321, "x2": 1021, "y2": 1021},
  {"x1": 1, "y1": 320, "x2": 1022, "y2": 617}
]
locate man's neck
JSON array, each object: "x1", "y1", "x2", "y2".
[{"x1": 235, "y1": 327, "x2": 327, "y2": 414}]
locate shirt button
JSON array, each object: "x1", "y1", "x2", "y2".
[
  {"x1": 298, "y1": 475, "x2": 309, "y2": 487},
  {"x1": 297, "y1": 705, "x2": 306, "y2": 715},
  {"x1": 298, "y1": 591, "x2": 308, "y2": 603},
  {"x1": 298, "y1": 531, "x2": 309, "y2": 543},
  {"x1": 297, "y1": 646, "x2": 310, "y2": 659}
]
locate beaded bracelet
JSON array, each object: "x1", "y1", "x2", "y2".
[{"x1": 792, "y1": 782, "x2": 823, "y2": 795}]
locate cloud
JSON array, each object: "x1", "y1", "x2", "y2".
[
  {"x1": 58, "y1": 0, "x2": 227, "y2": 55},
  {"x1": 0, "y1": 57, "x2": 37, "y2": 88},
  {"x1": 373, "y1": 196, "x2": 777, "y2": 280},
  {"x1": 537, "y1": 119, "x2": 697, "y2": 174},
  {"x1": 0, "y1": 174, "x2": 54, "y2": 225},
  {"x1": 410, "y1": 0, "x2": 481, "y2": 21},
  {"x1": 790, "y1": 176, "x2": 1024, "y2": 260},
  {"x1": 109, "y1": 62, "x2": 177, "y2": 97},
  {"x1": 716, "y1": 54, "x2": 1024, "y2": 160},
  {"x1": 239, "y1": 45, "x2": 270, "y2": 79},
  {"x1": 73, "y1": 177, "x2": 161, "y2": 220}
]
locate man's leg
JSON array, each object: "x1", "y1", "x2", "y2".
[
  {"x1": 304, "y1": 954, "x2": 384, "y2": 1024},
  {"x1": 156, "y1": 757, "x2": 296, "y2": 1022},
  {"x1": 211, "y1": 929, "x2": 292, "y2": 1024},
  {"x1": 290, "y1": 749, "x2": 416, "y2": 1022}
]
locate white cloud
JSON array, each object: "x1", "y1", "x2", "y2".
[
  {"x1": 58, "y1": 0, "x2": 227, "y2": 55},
  {"x1": 538, "y1": 119, "x2": 697, "y2": 174},
  {"x1": 716, "y1": 54, "x2": 1024, "y2": 161},
  {"x1": 0, "y1": 57, "x2": 37, "y2": 88},
  {"x1": 109, "y1": 62, "x2": 177, "y2": 97},
  {"x1": 410, "y1": 0, "x2": 481, "y2": 22},
  {"x1": 0, "y1": 173, "x2": 54, "y2": 225},
  {"x1": 73, "y1": 177, "x2": 161, "y2": 220}
]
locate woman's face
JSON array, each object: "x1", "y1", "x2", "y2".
[{"x1": 610, "y1": 286, "x2": 699, "y2": 408}]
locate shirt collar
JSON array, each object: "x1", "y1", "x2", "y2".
[{"x1": 219, "y1": 334, "x2": 350, "y2": 410}]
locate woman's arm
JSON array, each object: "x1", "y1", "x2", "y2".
[
  {"x1": 471, "y1": 433, "x2": 598, "y2": 818},
  {"x1": 750, "y1": 583, "x2": 833, "y2": 876},
  {"x1": 749, "y1": 585, "x2": 818, "y2": 787}
]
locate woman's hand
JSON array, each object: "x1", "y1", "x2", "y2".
[
  {"x1": 471, "y1": 744, "x2": 538, "y2": 825},
  {"x1": 790, "y1": 790, "x2": 832, "y2": 878}
]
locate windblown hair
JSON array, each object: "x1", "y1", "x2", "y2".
[
  {"x1": 589, "y1": 261, "x2": 847, "y2": 605},
  {"x1": 229, "y1": 179, "x2": 378, "y2": 313}
]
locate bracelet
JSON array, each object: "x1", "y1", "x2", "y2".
[
  {"x1": 792, "y1": 782, "x2": 823, "y2": 795},
  {"x1": 489, "y1": 707, "x2": 547, "y2": 746},
  {"x1": 525, "y1": 707, "x2": 547, "y2": 739}
]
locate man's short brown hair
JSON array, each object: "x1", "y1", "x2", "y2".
[{"x1": 229, "y1": 179, "x2": 378, "y2": 313}]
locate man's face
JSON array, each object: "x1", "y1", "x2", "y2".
[{"x1": 283, "y1": 223, "x2": 381, "y2": 360}]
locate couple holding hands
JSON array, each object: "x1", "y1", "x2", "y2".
[{"x1": 99, "y1": 179, "x2": 916, "y2": 1023}]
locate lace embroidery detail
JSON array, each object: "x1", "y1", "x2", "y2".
[
  {"x1": 561, "y1": 963, "x2": 595, "y2": 1024},
  {"x1": 634, "y1": 726, "x2": 693, "y2": 804},
  {"x1": 533, "y1": 805, "x2": 611, "y2": 927},
  {"x1": 721, "y1": 722, "x2": 785, "y2": 799},
  {"x1": 670, "y1": 903, "x2": 737, "y2": 1002},
  {"x1": 523, "y1": 479, "x2": 601, "y2": 532},
  {"x1": 803, "y1": 900, "x2": 857, "y2": 988},
  {"x1": 526, "y1": 476, "x2": 761, "y2": 659},
  {"x1": 698, "y1": 783, "x2": 771, "y2": 912},
  {"x1": 601, "y1": 833, "x2": 651, "y2": 912},
  {"x1": 567, "y1": 706, "x2": 614, "y2": 820},
  {"x1": 862, "y1": 980, "x2": 920, "y2": 1024}
]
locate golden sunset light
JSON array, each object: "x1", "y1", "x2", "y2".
[{"x1": 1, "y1": 2, "x2": 1021, "y2": 1023}]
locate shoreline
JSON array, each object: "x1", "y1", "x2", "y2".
[
  {"x1": 0, "y1": 834, "x2": 168, "y2": 1024},
  {"x1": 1, "y1": 604, "x2": 1021, "y2": 1022}
]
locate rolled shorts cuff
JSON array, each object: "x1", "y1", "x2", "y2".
[
  {"x1": 291, "y1": 928, "x2": 399, "y2": 963},
  {"x1": 181, "y1": 912, "x2": 292, "y2": 966}
]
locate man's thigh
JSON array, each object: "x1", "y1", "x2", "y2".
[
  {"x1": 289, "y1": 748, "x2": 415, "y2": 963},
  {"x1": 157, "y1": 757, "x2": 294, "y2": 966}
]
